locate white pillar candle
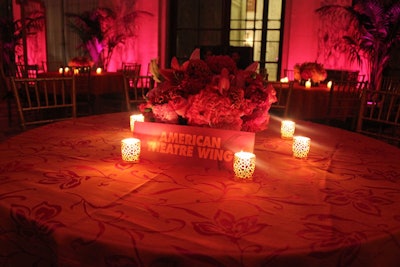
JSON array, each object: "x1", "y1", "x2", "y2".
[
  {"x1": 233, "y1": 151, "x2": 256, "y2": 181},
  {"x1": 130, "y1": 114, "x2": 145, "y2": 132},
  {"x1": 292, "y1": 136, "x2": 311, "y2": 159},
  {"x1": 121, "y1": 138, "x2": 141, "y2": 162},
  {"x1": 281, "y1": 120, "x2": 295, "y2": 139}
]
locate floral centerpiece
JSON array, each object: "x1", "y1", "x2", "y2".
[
  {"x1": 139, "y1": 49, "x2": 277, "y2": 132},
  {"x1": 294, "y1": 62, "x2": 327, "y2": 85},
  {"x1": 68, "y1": 56, "x2": 94, "y2": 67}
]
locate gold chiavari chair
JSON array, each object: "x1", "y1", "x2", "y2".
[
  {"x1": 325, "y1": 80, "x2": 368, "y2": 130},
  {"x1": 268, "y1": 81, "x2": 294, "y2": 118},
  {"x1": 123, "y1": 63, "x2": 143, "y2": 111},
  {"x1": 11, "y1": 76, "x2": 76, "y2": 130},
  {"x1": 357, "y1": 87, "x2": 400, "y2": 147}
]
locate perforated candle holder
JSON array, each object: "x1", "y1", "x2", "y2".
[
  {"x1": 130, "y1": 114, "x2": 145, "y2": 132},
  {"x1": 121, "y1": 138, "x2": 141, "y2": 162},
  {"x1": 233, "y1": 151, "x2": 256, "y2": 181},
  {"x1": 281, "y1": 120, "x2": 295, "y2": 139},
  {"x1": 292, "y1": 136, "x2": 310, "y2": 159}
]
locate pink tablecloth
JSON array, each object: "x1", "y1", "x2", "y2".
[{"x1": 1, "y1": 113, "x2": 400, "y2": 267}]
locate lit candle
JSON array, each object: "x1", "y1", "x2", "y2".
[
  {"x1": 58, "y1": 67, "x2": 63, "y2": 74},
  {"x1": 74, "y1": 68, "x2": 79, "y2": 75},
  {"x1": 121, "y1": 138, "x2": 141, "y2": 162},
  {"x1": 96, "y1": 67, "x2": 102, "y2": 74},
  {"x1": 281, "y1": 120, "x2": 295, "y2": 139},
  {"x1": 292, "y1": 136, "x2": 311, "y2": 159},
  {"x1": 233, "y1": 151, "x2": 256, "y2": 181},
  {"x1": 327, "y1": 80, "x2": 332, "y2": 89},
  {"x1": 305, "y1": 79, "x2": 311, "y2": 88},
  {"x1": 64, "y1": 67, "x2": 70, "y2": 73},
  {"x1": 130, "y1": 114, "x2": 145, "y2": 132},
  {"x1": 280, "y1": 77, "x2": 289, "y2": 83}
]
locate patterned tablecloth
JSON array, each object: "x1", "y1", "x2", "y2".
[{"x1": 1, "y1": 112, "x2": 400, "y2": 267}]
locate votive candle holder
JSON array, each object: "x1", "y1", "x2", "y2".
[
  {"x1": 121, "y1": 138, "x2": 141, "y2": 162},
  {"x1": 281, "y1": 120, "x2": 295, "y2": 139},
  {"x1": 233, "y1": 151, "x2": 256, "y2": 181},
  {"x1": 292, "y1": 136, "x2": 311, "y2": 159}
]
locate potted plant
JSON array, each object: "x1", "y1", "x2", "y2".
[
  {"x1": 65, "y1": 3, "x2": 152, "y2": 71},
  {"x1": 316, "y1": 0, "x2": 400, "y2": 91},
  {"x1": 0, "y1": 10, "x2": 44, "y2": 98}
]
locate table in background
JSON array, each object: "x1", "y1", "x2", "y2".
[
  {"x1": 38, "y1": 71, "x2": 125, "y2": 113},
  {"x1": 1, "y1": 113, "x2": 400, "y2": 267},
  {"x1": 286, "y1": 82, "x2": 331, "y2": 120}
]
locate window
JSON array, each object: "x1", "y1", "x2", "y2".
[{"x1": 230, "y1": 0, "x2": 284, "y2": 80}]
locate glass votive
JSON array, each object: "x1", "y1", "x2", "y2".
[
  {"x1": 233, "y1": 151, "x2": 256, "y2": 181},
  {"x1": 305, "y1": 79, "x2": 311, "y2": 88},
  {"x1": 280, "y1": 77, "x2": 289, "y2": 83},
  {"x1": 96, "y1": 67, "x2": 102, "y2": 74},
  {"x1": 327, "y1": 80, "x2": 332, "y2": 89},
  {"x1": 58, "y1": 67, "x2": 63, "y2": 74},
  {"x1": 292, "y1": 136, "x2": 311, "y2": 159},
  {"x1": 121, "y1": 138, "x2": 141, "y2": 162},
  {"x1": 130, "y1": 114, "x2": 145, "y2": 132},
  {"x1": 281, "y1": 120, "x2": 295, "y2": 139}
]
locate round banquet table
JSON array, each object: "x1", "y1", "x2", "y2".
[{"x1": 1, "y1": 112, "x2": 400, "y2": 267}]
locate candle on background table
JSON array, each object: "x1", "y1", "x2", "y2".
[
  {"x1": 280, "y1": 77, "x2": 289, "y2": 83},
  {"x1": 233, "y1": 151, "x2": 256, "y2": 181},
  {"x1": 121, "y1": 138, "x2": 141, "y2": 162},
  {"x1": 327, "y1": 80, "x2": 332, "y2": 89},
  {"x1": 305, "y1": 79, "x2": 311, "y2": 88},
  {"x1": 292, "y1": 136, "x2": 311, "y2": 159},
  {"x1": 130, "y1": 114, "x2": 145, "y2": 132},
  {"x1": 281, "y1": 120, "x2": 295, "y2": 139},
  {"x1": 96, "y1": 67, "x2": 102, "y2": 74},
  {"x1": 58, "y1": 67, "x2": 63, "y2": 74}
]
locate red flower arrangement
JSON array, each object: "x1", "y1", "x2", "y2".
[
  {"x1": 68, "y1": 56, "x2": 94, "y2": 67},
  {"x1": 294, "y1": 62, "x2": 327, "y2": 84},
  {"x1": 139, "y1": 49, "x2": 277, "y2": 132}
]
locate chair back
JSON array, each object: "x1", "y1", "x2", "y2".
[
  {"x1": 326, "y1": 80, "x2": 368, "y2": 130},
  {"x1": 11, "y1": 76, "x2": 76, "y2": 130},
  {"x1": 69, "y1": 66, "x2": 93, "y2": 115},
  {"x1": 268, "y1": 81, "x2": 294, "y2": 118},
  {"x1": 16, "y1": 64, "x2": 39, "y2": 79},
  {"x1": 381, "y1": 76, "x2": 400, "y2": 92},
  {"x1": 357, "y1": 87, "x2": 400, "y2": 147},
  {"x1": 123, "y1": 63, "x2": 146, "y2": 111}
]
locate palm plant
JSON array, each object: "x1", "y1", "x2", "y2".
[
  {"x1": 65, "y1": 4, "x2": 152, "y2": 70},
  {"x1": 0, "y1": 11, "x2": 44, "y2": 75},
  {"x1": 316, "y1": 0, "x2": 400, "y2": 91},
  {"x1": 0, "y1": 11, "x2": 44, "y2": 98}
]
